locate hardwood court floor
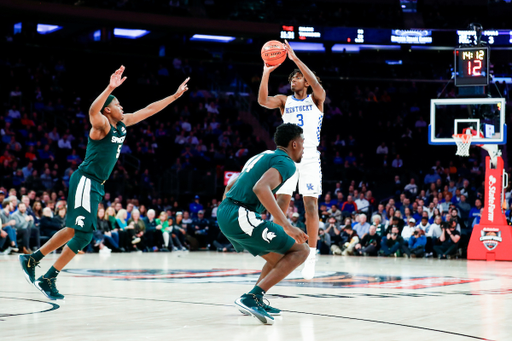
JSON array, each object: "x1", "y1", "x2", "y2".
[{"x1": 1, "y1": 251, "x2": 511, "y2": 341}]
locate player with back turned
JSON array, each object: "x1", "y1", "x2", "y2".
[
  {"x1": 218, "y1": 123, "x2": 309, "y2": 325},
  {"x1": 19, "y1": 66, "x2": 189, "y2": 300},
  {"x1": 258, "y1": 40, "x2": 325, "y2": 280}
]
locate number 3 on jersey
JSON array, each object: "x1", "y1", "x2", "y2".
[{"x1": 296, "y1": 114, "x2": 304, "y2": 127}]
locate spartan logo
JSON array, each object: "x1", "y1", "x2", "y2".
[
  {"x1": 121, "y1": 126, "x2": 126, "y2": 133},
  {"x1": 75, "y1": 216, "x2": 85, "y2": 228},
  {"x1": 262, "y1": 228, "x2": 276, "y2": 243}
]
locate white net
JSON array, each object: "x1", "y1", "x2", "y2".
[{"x1": 453, "y1": 133, "x2": 472, "y2": 157}]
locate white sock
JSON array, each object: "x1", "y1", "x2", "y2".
[{"x1": 309, "y1": 247, "x2": 316, "y2": 258}]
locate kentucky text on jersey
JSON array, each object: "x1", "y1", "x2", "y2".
[{"x1": 285, "y1": 104, "x2": 314, "y2": 114}]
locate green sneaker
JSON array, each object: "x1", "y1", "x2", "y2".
[
  {"x1": 235, "y1": 294, "x2": 274, "y2": 325},
  {"x1": 19, "y1": 254, "x2": 39, "y2": 284},
  {"x1": 239, "y1": 297, "x2": 281, "y2": 316},
  {"x1": 34, "y1": 276, "x2": 65, "y2": 300}
]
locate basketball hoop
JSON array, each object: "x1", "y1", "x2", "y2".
[{"x1": 453, "y1": 133, "x2": 473, "y2": 157}]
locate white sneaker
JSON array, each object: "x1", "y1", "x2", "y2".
[
  {"x1": 2, "y1": 247, "x2": 12, "y2": 255},
  {"x1": 99, "y1": 246, "x2": 112, "y2": 254},
  {"x1": 301, "y1": 248, "x2": 317, "y2": 280},
  {"x1": 132, "y1": 237, "x2": 141, "y2": 244}
]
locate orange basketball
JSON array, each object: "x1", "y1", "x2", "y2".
[{"x1": 261, "y1": 40, "x2": 287, "y2": 66}]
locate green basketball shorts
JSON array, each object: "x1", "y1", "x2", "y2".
[
  {"x1": 217, "y1": 200, "x2": 296, "y2": 257},
  {"x1": 65, "y1": 170, "x2": 105, "y2": 232}
]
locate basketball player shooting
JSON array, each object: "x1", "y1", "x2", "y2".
[
  {"x1": 19, "y1": 66, "x2": 189, "y2": 300},
  {"x1": 258, "y1": 40, "x2": 325, "y2": 280}
]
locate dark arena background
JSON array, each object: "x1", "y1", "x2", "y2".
[{"x1": 1, "y1": 0, "x2": 512, "y2": 340}]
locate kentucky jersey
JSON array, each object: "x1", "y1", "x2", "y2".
[
  {"x1": 278, "y1": 94, "x2": 323, "y2": 197},
  {"x1": 78, "y1": 121, "x2": 127, "y2": 183},
  {"x1": 282, "y1": 94, "x2": 323, "y2": 155},
  {"x1": 226, "y1": 149, "x2": 296, "y2": 214}
]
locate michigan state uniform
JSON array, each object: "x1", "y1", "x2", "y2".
[
  {"x1": 277, "y1": 94, "x2": 323, "y2": 197},
  {"x1": 65, "y1": 122, "x2": 127, "y2": 232},
  {"x1": 218, "y1": 150, "x2": 297, "y2": 256}
]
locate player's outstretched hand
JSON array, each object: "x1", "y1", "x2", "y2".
[
  {"x1": 283, "y1": 40, "x2": 298, "y2": 61},
  {"x1": 263, "y1": 63, "x2": 280, "y2": 73},
  {"x1": 287, "y1": 225, "x2": 308, "y2": 244},
  {"x1": 174, "y1": 77, "x2": 190, "y2": 99},
  {"x1": 110, "y1": 65, "x2": 127, "y2": 89}
]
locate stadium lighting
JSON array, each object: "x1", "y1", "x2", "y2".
[
  {"x1": 93, "y1": 30, "x2": 101, "y2": 42},
  {"x1": 113, "y1": 28, "x2": 150, "y2": 39},
  {"x1": 190, "y1": 34, "x2": 236, "y2": 43},
  {"x1": 37, "y1": 24, "x2": 62, "y2": 35},
  {"x1": 14, "y1": 22, "x2": 22, "y2": 35},
  {"x1": 288, "y1": 42, "x2": 325, "y2": 52}
]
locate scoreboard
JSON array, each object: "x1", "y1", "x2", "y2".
[{"x1": 454, "y1": 47, "x2": 490, "y2": 87}]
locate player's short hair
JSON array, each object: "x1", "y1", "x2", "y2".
[
  {"x1": 288, "y1": 69, "x2": 322, "y2": 93},
  {"x1": 274, "y1": 123, "x2": 303, "y2": 148}
]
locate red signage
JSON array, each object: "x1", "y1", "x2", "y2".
[{"x1": 224, "y1": 171, "x2": 240, "y2": 186}]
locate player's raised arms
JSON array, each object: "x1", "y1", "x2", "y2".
[{"x1": 258, "y1": 64, "x2": 287, "y2": 111}]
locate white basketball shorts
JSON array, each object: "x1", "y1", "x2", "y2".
[{"x1": 276, "y1": 151, "x2": 322, "y2": 197}]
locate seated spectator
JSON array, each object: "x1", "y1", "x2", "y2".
[
  {"x1": 355, "y1": 192, "x2": 369, "y2": 213},
  {"x1": 141, "y1": 209, "x2": 162, "y2": 251},
  {"x1": 407, "y1": 227, "x2": 427, "y2": 258},
  {"x1": 341, "y1": 195, "x2": 358, "y2": 216},
  {"x1": 53, "y1": 205, "x2": 67, "y2": 228},
  {"x1": 0, "y1": 199, "x2": 19, "y2": 253},
  {"x1": 158, "y1": 211, "x2": 178, "y2": 251},
  {"x1": 401, "y1": 218, "x2": 416, "y2": 242},
  {"x1": 331, "y1": 225, "x2": 359, "y2": 256},
  {"x1": 187, "y1": 210, "x2": 209, "y2": 250},
  {"x1": 434, "y1": 218, "x2": 461, "y2": 259},
  {"x1": 12, "y1": 202, "x2": 39, "y2": 254},
  {"x1": 404, "y1": 178, "x2": 418, "y2": 198},
  {"x1": 354, "y1": 225, "x2": 381, "y2": 256},
  {"x1": 285, "y1": 199, "x2": 298, "y2": 220},
  {"x1": 457, "y1": 195, "x2": 471, "y2": 226},
  {"x1": 468, "y1": 199, "x2": 482, "y2": 227},
  {"x1": 334, "y1": 192, "x2": 344, "y2": 208},
  {"x1": 327, "y1": 204, "x2": 342, "y2": 224},
  {"x1": 40, "y1": 207, "x2": 62, "y2": 238},
  {"x1": 189, "y1": 196, "x2": 203, "y2": 218},
  {"x1": 94, "y1": 207, "x2": 120, "y2": 252},
  {"x1": 371, "y1": 214, "x2": 386, "y2": 236},
  {"x1": 290, "y1": 212, "x2": 306, "y2": 232},
  {"x1": 379, "y1": 226, "x2": 406, "y2": 257},
  {"x1": 353, "y1": 214, "x2": 370, "y2": 238},
  {"x1": 321, "y1": 193, "x2": 334, "y2": 208},
  {"x1": 317, "y1": 226, "x2": 331, "y2": 255},
  {"x1": 172, "y1": 212, "x2": 189, "y2": 250}
]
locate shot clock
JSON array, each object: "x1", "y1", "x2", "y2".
[{"x1": 454, "y1": 47, "x2": 490, "y2": 87}]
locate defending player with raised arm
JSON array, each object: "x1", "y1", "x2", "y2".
[
  {"x1": 257, "y1": 40, "x2": 325, "y2": 280},
  {"x1": 218, "y1": 123, "x2": 309, "y2": 325},
  {"x1": 19, "y1": 66, "x2": 189, "y2": 300}
]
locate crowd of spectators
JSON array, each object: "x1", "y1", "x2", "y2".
[{"x1": 2, "y1": 26, "x2": 511, "y2": 259}]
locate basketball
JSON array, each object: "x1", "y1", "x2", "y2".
[{"x1": 261, "y1": 40, "x2": 287, "y2": 66}]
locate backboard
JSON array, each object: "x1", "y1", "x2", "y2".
[{"x1": 429, "y1": 98, "x2": 506, "y2": 145}]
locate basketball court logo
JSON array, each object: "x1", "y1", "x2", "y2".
[
  {"x1": 479, "y1": 227, "x2": 502, "y2": 250},
  {"x1": 64, "y1": 269, "x2": 483, "y2": 289}
]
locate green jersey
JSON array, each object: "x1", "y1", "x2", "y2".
[
  {"x1": 78, "y1": 121, "x2": 127, "y2": 183},
  {"x1": 226, "y1": 149, "x2": 296, "y2": 214}
]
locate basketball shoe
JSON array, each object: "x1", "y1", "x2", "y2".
[
  {"x1": 19, "y1": 254, "x2": 39, "y2": 284},
  {"x1": 35, "y1": 276, "x2": 65, "y2": 300},
  {"x1": 239, "y1": 296, "x2": 281, "y2": 316},
  {"x1": 235, "y1": 293, "x2": 274, "y2": 325}
]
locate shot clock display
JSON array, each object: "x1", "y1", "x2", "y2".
[{"x1": 454, "y1": 47, "x2": 489, "y2": 87}]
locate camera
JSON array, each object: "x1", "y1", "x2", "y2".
[
  {"x1": 391, "y1": 233, "x2": 398, "y2": 237},
  {"x1": 441, "y1": 221, "x2": 450, "y2": 229}
]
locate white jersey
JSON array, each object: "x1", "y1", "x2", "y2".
[
  {"x1": 277, "y1": 94, "x2": 323, "y2": 197},
  {"x1": 282, "y1": 94, "x2": 323, "y2": 155}
]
